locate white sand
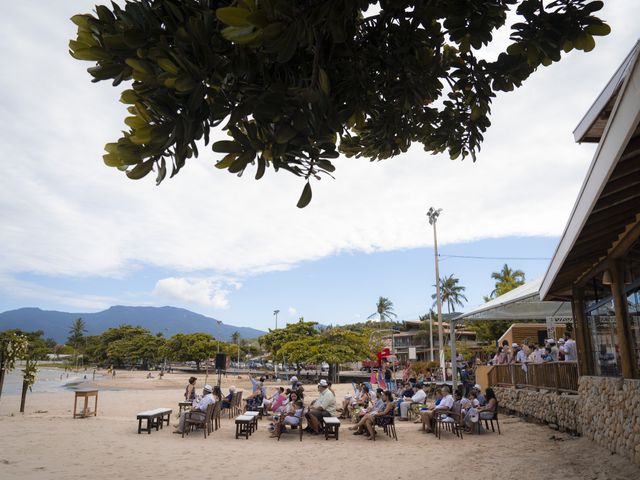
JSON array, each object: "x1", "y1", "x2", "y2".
[{"x1": 0, "y1": 370, "x2": 638, "y2": 480}]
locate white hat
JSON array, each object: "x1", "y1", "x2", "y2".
[
  {"x1": 291, "y1": 376, "x2": 298, "y2": 383},
  {"x1": 558, "y1": 339, "x2": 565, "y2": 344},
  {"x1": 547, "y1": 339, "x2": 556, "y2": 344},
  {"x1": 473, "y1": 384, "x2": 481, "y2": 391},
  {"x1": 318, "y1": 379, "x2": 329, "y2": 387},
  {"x1": 203, "y1": 384, "x2": 213, "y2": 392},
  {"x1": 469, "y1": 411, "x2": 479, "y2": 423},
  {"x1": 512, "y1": 343, "x2": 519, "y2": 348},
  {"x1": 229, "y1": 385, "x2": 236, "y2": 392}
]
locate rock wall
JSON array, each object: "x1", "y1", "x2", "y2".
[
  {"x1": 578, "y1": 376, "x2": 640, "y2": 466},
  {"x1": 493, "y1": 386, "x2": 580, "y2": 432},
  {"x1": 494, "y1": 377, "x2": 640, "y2": 466}
]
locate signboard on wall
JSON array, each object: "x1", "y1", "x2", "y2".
[{"x1": 409, "y1": 347, "x2": 417, "y2": 360}]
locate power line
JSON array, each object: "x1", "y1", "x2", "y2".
[{"x1": 439, "y1": 254, "x2": 550, "y2": 261}]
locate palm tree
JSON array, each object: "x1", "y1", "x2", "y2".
[
  {"x1": 68, "y1": 318, "x2": 87, "y2": 370},
  {"x1": 368, "y1": 296, "x2": 397, "y2": 323},
  {"x1": 489, "y1": 264, "x2": 526, "y2": 298},
  {"x1": 432, "y1": 275, "x2": 468, "y2": 314}
]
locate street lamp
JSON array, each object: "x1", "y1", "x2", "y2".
[
  {"x1": 427, "y1": 207, "x2": 446, "y2": 382},
  {"x1": 273, "y1": 309, "x2": 280, "y2": 379}
]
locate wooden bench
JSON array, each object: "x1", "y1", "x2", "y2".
[
  {"x1": 235, "y1": 415, "x2": 254, "y2": 439},
  {"x1": 322, "y1": 417, "x2": 340, "y2": 440},
  {"x1": 137, "y1": 408, "x2": 172, "y2": 434}
]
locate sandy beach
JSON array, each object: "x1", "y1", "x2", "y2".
[{"x1": 0, "y1": 369, "x2": 638, "y2": 480}]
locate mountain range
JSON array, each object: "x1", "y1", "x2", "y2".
[{"x1": 0, "y1": 306, "x2": 265, "y2": 344}]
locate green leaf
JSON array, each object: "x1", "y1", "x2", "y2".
[
  {"x1": 586, "y1": 23, "x2": 610, "y2": 36},
  {"x1": 125, "y1": 58, "x2": 153, "y2": 74},
  {"x1": 124, "y1": 116, "x2": 147, "y2": 129},
  {"x1": 216, "y1": 7, "x2": 251, "y2": 27},
  {"x1": 275, "y1": 124, "x2": 297, "y2": 144},
  {"x1": 212, "y1": 140, "x2": 243, "y2": 153},
  {"x1": 126, "y1": 160, "x2": 154, "y2": 180},
  {"x1": 246, "y1": 11, "x2": 269, "y2": 28},
  {"x1": 157, "y1": 58, "x2": 180, "y2": 75},
  {"x1": 318, "y1": 68, "x2": 330, "y2": 95},
  {"x1": 120, "y1": 90, "x2": 139, "y2": 104},
  {"x1": 255, "y1": 156, "x2": 266, "y2": 179},
  {"x1": 215, "y1": 153, "x2": 237, "y2": 169},
  {"x1": 102, "y1": 153, "x2": 122, "y2": 167},
  {"x1": 296, "y1": 182, "x2": 312, "y2": 208}
]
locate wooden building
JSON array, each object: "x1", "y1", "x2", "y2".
[{"x1": 540, "y1": 41, "x2": 640, "y2": 380}]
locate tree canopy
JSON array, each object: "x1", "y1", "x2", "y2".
[
  {"x1": 69, "y1": 0, "x2": 609, "y2": 206},
  {"x1": 368, "y1": 296, "x2": 397, "y2": 323},
  {"x1": 432, "y1": 274, "x2": 467, "y2": 313},
  {"x1": 488, "y1": 263, "x2": 526, "y2": 298},
  {"x1": 165, "y1": 332, "x2": 218, "y2": 370}
]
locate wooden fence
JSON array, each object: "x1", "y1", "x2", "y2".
[{"x1": 487, "y1": 362, "x2": 579, "y2": 393}]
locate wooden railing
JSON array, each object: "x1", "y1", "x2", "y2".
[{"x1": 487, "y1": 362, "x2": 578, "y2": 393}]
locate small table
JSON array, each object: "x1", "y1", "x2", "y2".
[
  {"x1": 235, "y1": 415, "x2": 254, "y2": 439},
  {"x1": 322, "y1": 417, "x2": 341, "y2": 440},
  {"x1": 73, "y1": 389, "x2": 98, "y2": 418}
]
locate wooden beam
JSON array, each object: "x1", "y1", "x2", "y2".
[
  {"x1": 609, "y1": 261, "x2": 638, "y2": 379},
  {"x1": 571, "y1": 287, "x2": 593, "y2": 375}
]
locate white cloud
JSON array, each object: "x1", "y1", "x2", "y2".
[
  {"x1": 153, "y1": 277, "x2": 239, "y2": 309},
  {"x1": 287, "y1": 307, "x2": 297, "y2": 317},
  {"x1": 1, "y1": 1, "x2": 638, "y2": 294}
]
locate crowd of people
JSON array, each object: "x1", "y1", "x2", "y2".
[
  {"x1": 172, "y1": 373, "x2": 499, "y2": 439},
  {"x1": 488, "y1": 332, "x2": 577, "y2": 367}
]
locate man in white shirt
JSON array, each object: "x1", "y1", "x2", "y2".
[
  {"x1": 174, "y1": 384, "x2": 215, "y2": 434},
  {"x1": 420, "y1": 386, "x2": 454, "y2": 433},
  {"x1": 305, "y1": 379, "x2": 337, "y2": 434},
  {"x1": 563, "y1": 332, "x2": 578, "y2": 362},
  {"x1": 399, "y1": 383, "x2": 427, "y2": 420}
]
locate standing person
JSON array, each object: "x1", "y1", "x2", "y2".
[
  {"x1": 402, "y1": 361, "x2": 412, "y2": 382},
  {"x1": 174, "y1": 384, "x2": 215, "y2": 434},
  {"x1": 384, "y1": 364, "x2": 392, "y2": 391},
  {"x1": 563, "y1": 332, "x2": 578, "y2": 362},
  {"x1": 558, "y1": 338, "x2": 566, "y2": 361},
  {"x1": 495, "y1": 347, "x2": 508, "y2": 365},
  {"x1": 184, "y1": 376, "x2": 197, "y2": 402},
  {"x1": 305, "y1": 379, "x2": 336, "y2": 434},
  {"x1": 548, "y1": 339, "x2": 560, "y2": 361}
]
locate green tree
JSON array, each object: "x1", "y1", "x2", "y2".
[
  {"x1": 68, "y1": 317, "x2": 87, "y2": 369},
  {"x1": 107, "y1": 333, "x2": 166, "y2": 370},
  {"x1": 90, "y1": 325, "x2": 153, "y2": 366},
  {"x1": 259, "y1": 319, "x2": 318, "y2": 365},
  {"x1": 469, "y1": 320, "x2": 514, "y2": 344},
  {"x1": 69, "y1": 1, "x2": 608, "y2": 206},
  {"x1": 432, "y1": 275, "x2": 468, "y2": 313},
  {"x1": 0, "y1": 330, "x2": 29, "y2": 401},
  {"x1": 368, "y1": 296, "x2": 397, "y2": 323},
  {"x1": 489, "y1": 264, "x2": 526, "y2": 298},
  {"x1": 279, "y1": 328, "x2": 370, "y2": 382},
  {"x1": 166, "y1": 333, "x2": 218, "y2": 371}
]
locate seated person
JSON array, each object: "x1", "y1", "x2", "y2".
[
  {"x1": 341, "y1": 383, "x2": 369, "y2": 419},
  {"x1": 420, "y1": 386, "x2": 454, "y2": 433},
  {"x1": 244, "y1": 386, "x2": 264, "y2": 412},
  {"x1": 304, "y1": 380, "x2": 337, "y2": 434},
  {"x1": 174, "y1": 384, "x2": 215, "y2": 434},
  {"x1": 221, "y1": 385, "x2": 236, "y2": 409},
  {"x1": 399, "y1": 383, "x2": 427, "y2": 420},
  {"x1": 349, "y1": 388, "x2": 384, "y2": 434},
  {"x1": 264, "y1": 387, "x2": 287, "y2": 413},
  {"x1": 351, "y1": 391, "x2": 396, "y2": 439},
  {"x1": 464, "y1": 388, "x2": 497, "y2": 431},
  {"x1": 270, "y1": 399, "x2": 304, "y2": 438}
]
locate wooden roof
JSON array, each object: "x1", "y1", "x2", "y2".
[{"x1": 542, "y1": 42, "x2": 640, "y2": 300}]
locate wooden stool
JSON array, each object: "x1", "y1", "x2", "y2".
[
  {"x1": 322, "y1": 417, "x2": 340, "y2": 440},
  {"x1": 235, "y1": 415, "x2": 253, "y2": 439},
  {"x1": 244, "y1": 411, "x2": 259, "y2": 433}
]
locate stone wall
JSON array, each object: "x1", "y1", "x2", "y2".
[
  {"x1": 493, "y1": 386, "x2": 580, "y2": 432},
  {"x1": 578, "y1": 376, "x2": 640, "y2": 466},
  {"x1": 493, "y1": 377, "x2": 640, "y2": 467}
]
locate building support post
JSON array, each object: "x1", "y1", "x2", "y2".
[
  {"x1": 572, "y1": 287, "x2": 593, "y2": 376},
  {"x1": 609, "y1": 261, "x2": 637, "y2": 379}
]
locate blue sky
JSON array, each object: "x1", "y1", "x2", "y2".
[{"x1": 1, "y1": 1, "x2": 639, "y2": 332}]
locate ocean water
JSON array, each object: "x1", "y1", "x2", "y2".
[{"x1": 0, "y1": 367, "x2": 102, "y2": 395}]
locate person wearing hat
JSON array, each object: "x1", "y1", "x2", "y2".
[
  {"x1": 174, "y1": 384, "x2": 215, "y2": 434},
  {"x1": 472, "y1": 384, "x2": 486, "y2": 406},
  {"x1": 304, "y1": 379, "x2": 337, "y2": 434},
  {"x1": 547, "y1": 339, "x2": 559, "y2": 361},
  {"x1": 557, "y1": 338, "x2": 566, "y2": 361}
]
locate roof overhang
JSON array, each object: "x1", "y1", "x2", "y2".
[
  {"x1": 541, "y1": 41, "x2": 640, "y2": 300},
  {"x1": 455, "y1": 278, "x2": 572, "y2": 322}
]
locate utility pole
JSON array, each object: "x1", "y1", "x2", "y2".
[
  {"x1": 273, "y1": 309, "x2": 280, "y2": 379},
  {"x1": 429, "y1": 311, "x2": 434, "y2": 362},
  {"x1": 427, "y1": 207, "x2": 446, "y2": 382}
]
